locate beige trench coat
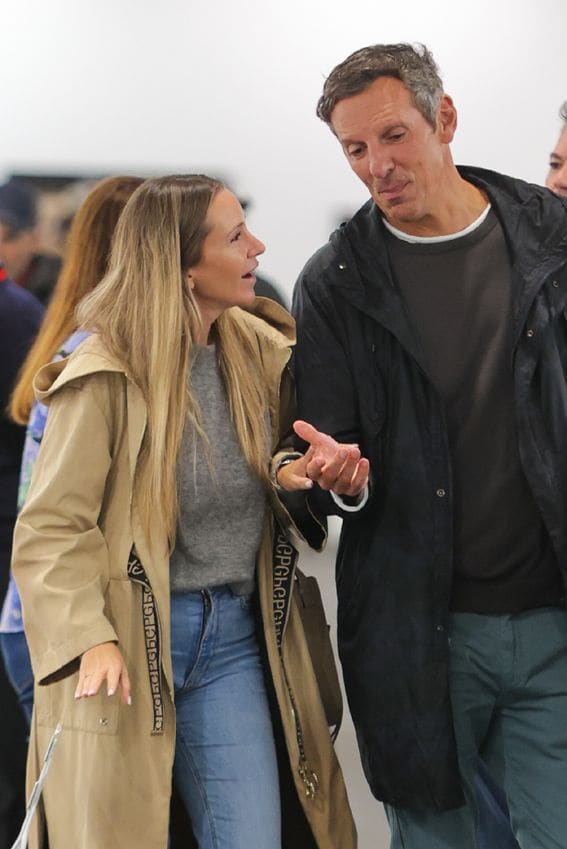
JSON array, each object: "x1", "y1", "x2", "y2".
[{"x1": 12, "y1": 300, "x2": 357, "y2": 849}]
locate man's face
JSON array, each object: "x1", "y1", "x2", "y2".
[
  {"x1": 546, "y1": 128, "x2": 567, "y2": 197},
  {"x1": 330, "y1": 76, "x2": 457, "y2": 234},
  {"x1": 0, "y1": 223, "x2": 37, "y2": 280}
]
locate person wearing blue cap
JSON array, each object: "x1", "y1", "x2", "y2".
[{"x1": 0, "y1": 179, "x2": 61, "y2": 306}]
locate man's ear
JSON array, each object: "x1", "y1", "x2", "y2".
[{"x1": 437, "y1": 94, "x2": 457, "y2": 143}]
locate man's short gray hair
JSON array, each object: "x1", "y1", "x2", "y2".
[
  {"x1": 560, "y1": 101, "x2": 567, "y2": 125},
  {"x1": 316, "y1": 43, "x2": 444, "y2": 131}
]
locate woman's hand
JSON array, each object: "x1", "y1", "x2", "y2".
[
  {"x1": 276, "y1": 450, "x2": 317, "y2": 492},
  {"x1": 75, "y1": 642, "x2": 132, "y2": 705}
]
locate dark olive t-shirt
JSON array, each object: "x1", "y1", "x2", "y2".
[{"x1": 385, "y1": 209, "x2": 563, "y2": 613}]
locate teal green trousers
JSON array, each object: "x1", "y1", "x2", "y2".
[{"x1": 386, "y1": 608, "x2": 567, "y2": 849}]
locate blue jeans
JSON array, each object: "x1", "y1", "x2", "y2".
[
  {"x1": 170, "y1": 587, "x2": 281, "y2": 849},
  {"x1": 386, "y1": 608, "x2": 567, "y2": 849},
  {"x1": 0, "y1": 631, "x2": 34, "y2": 726}
]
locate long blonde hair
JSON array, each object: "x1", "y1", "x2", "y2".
[
  {"x1": 77, "y1": 175, "x2": 270, "y2": 549},
  {"x1": 10, "y1": 176, "x2": 144, "y2": 424}
]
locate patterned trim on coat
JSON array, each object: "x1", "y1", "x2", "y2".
[
  {"x1": 127, "y1": 547, "x2": 164, "y2": 735},
  {"x1": 272, "y1": 520, "x2": 319, "y2": 799}
]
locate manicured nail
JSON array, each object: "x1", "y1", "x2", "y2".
[
  {"x1": 87, "y1": 689, "x2": 95, "y2": 696},
  {"x1": 127, "y1": 695, "x2": 132, "y2": 706},
  {"x1": 107, "y1": 688, "x2": 115, "y2": 696},
  {"x1": 305, "y1": 479, "x2": 314, "y2": 489}
]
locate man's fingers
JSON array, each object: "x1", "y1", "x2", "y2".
[
  {"x1": 293, "y1": 420, "x2": 324, "y2": 447},
  {"x1": 346, "y1": 458, "x2": 370, "y2": 497},
  {"x1": 312, "y1": 447, "x2": 361, "y2": 491}
]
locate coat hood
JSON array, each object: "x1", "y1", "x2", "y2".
[{"x1": 33, "y1": 296, "x2": 295, "y2": 403}]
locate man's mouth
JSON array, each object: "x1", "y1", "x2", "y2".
[{"x1": 378, "y1": 182, "x2": 408, "y2": 200}]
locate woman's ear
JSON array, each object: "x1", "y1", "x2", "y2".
[{"x1": 185, "y1": 271, "x2": 195, "y2": 291}]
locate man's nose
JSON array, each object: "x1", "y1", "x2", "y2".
[{"x1": 367, "y1": 144, "x2": 394, "y2": 179}]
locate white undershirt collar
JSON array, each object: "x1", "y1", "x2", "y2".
[{"x1": 382, "y1": 204, "x2": 492, "y2": 244}]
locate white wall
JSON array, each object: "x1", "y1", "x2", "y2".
[{"x1": 2, "y1": 0, "x2": 566, "y2": 296}]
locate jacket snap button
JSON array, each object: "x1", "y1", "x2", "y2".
[
  {"x1": 436, "y1": 624, "x2": 445, "y2": 632},
  {"x1": 526, "y1": 329, "x2": 535, "y2": 338},
  {"x1": 338, "y1": 263, "x2": 347, "y2": 270},
  {"x1": 552, "y1": 280, "x2": 559, "y2": 288},
  {"x1": 99, "y1": 717, "x2": 109, "y2": 726},
  {"x1": 436, "y1": 488, "x2": 446, "y2": 498}
]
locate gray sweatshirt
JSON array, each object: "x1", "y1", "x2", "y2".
[{"x1": 169, "y1": 344, "x2": 267, "y2": 594}]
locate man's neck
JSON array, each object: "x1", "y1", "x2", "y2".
[{"x1": 384, "y1": 173, "x2": 489, "y2": 239}]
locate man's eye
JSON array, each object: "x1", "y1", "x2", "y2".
[
  {"x1": 388, "y1": 132, "x2": 405, "y2": 142},
  {"x1": 549, "y1": 162, "x2": 560, "y2": 171},
  {"x1": 231, "y1": 231, "x2": 242, "y2": 242},
  {"x1": 347, "y1": 146, "x2": 364, "y2": 158}
]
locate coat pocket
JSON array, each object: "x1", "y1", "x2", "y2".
[{"x1": 36, "y1": 673, "x2": 120, "y2": 735}]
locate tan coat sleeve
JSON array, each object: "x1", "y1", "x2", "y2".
[
  {"x1": 12, "y1": 373, "x2": 120, "y2": 684},
  {"x1": 269, "y1": 364, "x2": 327, "y2": 551}
]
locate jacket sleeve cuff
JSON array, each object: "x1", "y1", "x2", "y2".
[
  {"x1": 330, "y1": 485, "x2": 369, "y2": 513},
  {"x1": 33, "y1": 620, "x2": 119, "y2": 686}
]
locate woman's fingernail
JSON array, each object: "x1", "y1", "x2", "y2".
[
  {"x1": 127, "y1": 695, "x2": 132, "y2": 706},
  {"x1": 305, "y1": 479, "x2": 314, "y2": 489},
  {"x1": 107, "y1": 688, "x2": 115, "y2": 697},
  {"x1": 87, "y1": 689, "x2": 95, "y2": 696}
]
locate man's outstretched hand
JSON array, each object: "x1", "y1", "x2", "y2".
[{"x1": 276, "y1": 420, "x2": 369, "y2": 498}]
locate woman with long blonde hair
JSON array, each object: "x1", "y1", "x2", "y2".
[
  {"x1": 11, "y1": 175, "x2": 364, "y2": 849},
  {"x1": 0, "y1": 175, "x2": 144, "y2": 722}
]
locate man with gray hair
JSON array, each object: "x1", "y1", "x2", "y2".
[{"x1": 293, "y1": 43, "x2": 567, "y2": 848}]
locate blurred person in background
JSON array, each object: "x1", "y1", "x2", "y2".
[
  {"x1": 0, "y1": 261, "x2": 44, "y2": 849},
  {"x1": 11, "y1": 174, "x2": 358, "y2": 849},
  {"x1": 0, "y1": 176, "x2": 145, "y2": 727},
  {"x1": 0, "y1": 179, "x2": 61, "y2": 305},
  {"x1": 546, "y1": 102, "x2": 567, "y2": 197}
]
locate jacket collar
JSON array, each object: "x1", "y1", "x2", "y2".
[{"x1": 326, "y1": 166, "x2": 567, "y2": 360}]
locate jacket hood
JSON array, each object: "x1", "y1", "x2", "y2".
[
  {"x1": 241, "y1": 295, "x2": 296, "y2": 346},
  {"x1": 34, "y1": 297, "x2": 295, "y2": 403}
]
